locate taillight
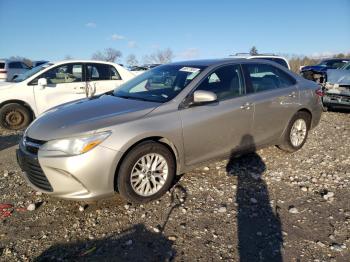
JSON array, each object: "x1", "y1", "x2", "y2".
[
  {"x1": 0, "y1": 70, "x2": 7, "y2": 73},
  {"x1": 315, "y1": 88, "x2": 324, "y2": 97}
]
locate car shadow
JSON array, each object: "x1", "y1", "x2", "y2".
[
  {"x1": 0, "y1": 133, "x2": 21, "y2": 151},
  {"x1": 226, "y1": 134, "x2": 283, "y2": 262},
  {"x1": 327, "y1": 107, "x2": 350, "y2": 114},
  {"x1": 35, "y1": 185, "x2": 187, "y2": 261},
  {"x1": 35, "y1": 223, "x2": 175, "y2": 261}
]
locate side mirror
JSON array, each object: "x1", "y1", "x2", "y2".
[
  {"x1": 38, "y1": 78, "x2": 47, "y2": 89},
  {"x1": 193, "y1": 90, "x2": 217, "y2": 104}
]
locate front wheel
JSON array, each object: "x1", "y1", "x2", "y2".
[
  {"x1": 278, "y1": 111, "x2": 311, "y2": 153},
  {"x1": 117, "y1": 141, "x2": 175, "y2": 203},
  {"x1": 0, "y1": 103, "x2": 32, "y2": 130}
]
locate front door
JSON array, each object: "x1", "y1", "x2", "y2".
[
  {"x1": 33, "y1": 63, "x2": 86, "y2": 114},
  {"x1": 180, "y1": 64, "x2": 254, "y2": 166}
]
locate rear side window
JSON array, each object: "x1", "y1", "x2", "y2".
[
  {"x1": 87, "y1": 64, "x2": 121, "y2": 81},
  {"x1": 8, "y1": 62, "x2": 23, "y2": 69},
  {"x1": 244, "y1": 63, "x2": 296, "y2": 93},
  {"x1": 196, "y1": 64, "x2": 245, "y2": 101}
]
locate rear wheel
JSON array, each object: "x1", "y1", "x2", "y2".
[
  {"x1": 278, "y1": 111, "x2": 311, "y2": 153},
  {"x1": 0, "y1": 103, "x2": 32, "y2": 130},
  {"x1": 117, "y1": 141, "x2": 175, "y2": 203}
]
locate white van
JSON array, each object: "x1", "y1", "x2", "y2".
[{"x1": 0, "y1": 60, "x2": 135, "y2": 129}]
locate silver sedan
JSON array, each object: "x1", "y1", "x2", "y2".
[{"x1": 17, "y1": 59, "x2": 322, "y2": 203}]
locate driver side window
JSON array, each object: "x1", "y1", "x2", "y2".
[
  {"x1": 196, "y1": 65, "x2": 245, "y2": 101},
  {"x1": 40, "y1": 64, "x2": 83, "y2": 84}
]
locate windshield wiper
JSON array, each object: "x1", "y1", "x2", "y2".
[{"x1": 115, "y1": 94, "x2": 153, "y2": 102}]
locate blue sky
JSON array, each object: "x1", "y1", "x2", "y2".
[{"x1": 0, "y1": 0, "x2": 349, "y2": 63}]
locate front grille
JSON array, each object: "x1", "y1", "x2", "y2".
[
  {"x1": 326, "y1": 94, "x2": 350, "y2": 103},
  {"x1": 17, "y1": 148, "x2": 53, "y2": 192},
  {"x1": 24, "y1": 136, "x2": 46, "y2": 155}
]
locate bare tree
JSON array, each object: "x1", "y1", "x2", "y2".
[
  {"x1": 250, "y1": 46, "x2": 258, "y2": 55},
  {"x1": 91, "y1": 48, "x2": 122, "y2": 62},
  {"x1": 143, "y1": 48, "x2": 174, "y2": 64},
  {"x1": 126, "y1": 54, "x2": 138, "y2": 67},
  {"x1": 64, "y1": 55, "x2": 73, "y2": 60}
]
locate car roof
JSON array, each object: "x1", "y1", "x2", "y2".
[
  {"x1": 168, "y1": 58, "x2": 289, "y2": 68},
  {"x1": 321, "y1": 58, "x2": 350, "y2": 62},
  {"x1": 51, "y1": 60, "x2": 121, "y2": 66},
  {"x1": 169, "y1": 58, "x2": 248, "y2": 67}
]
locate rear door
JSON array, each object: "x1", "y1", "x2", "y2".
[
  {"x1": 32, "y1": 63, "x2": 87, "y2": 114},
  {"x1": 180, "y1": 64, "x2": 254, "y2": 166},
  {"x1": 242, "y1": 63, "x2": 299, "y2": 146},
  {"x1": 86, "y1": 63, "x2": 124, "y2": 95}
]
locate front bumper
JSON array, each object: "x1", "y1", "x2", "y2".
[
  {"x1": 17, "y1": 142, "x2": 123, "y2": 201},
  {"x1": 323, "y1": 93, "x2": 350, "y2": 108}
]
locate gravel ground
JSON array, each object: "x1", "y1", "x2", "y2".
[{"x1": 0, "y1": 111, "x2": 349, "y2": 261}]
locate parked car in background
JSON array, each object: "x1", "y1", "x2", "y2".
[
  {"x1": 129, "y1": 64, "x2": 161, "y2": 75},
  {"x1": 17, "y1": 58, "x2": 322, "y2": 203},
  {"x1": 321, "y1": 61, "x2": 350, "y2": 110},
  {"x1": 0, "y1": 59, "x2": 31, "y2": 81},
  {"x1": 32, "y1": 60, "x2": 49, "y2": 67},
  {"x1": 230, "y1": 53, "x2": 291, "y2": 69},
  {"x1": 300, "y1": 58, "x2": 350, "y2": 83},
  {"x1": 0, "y1": 60, "x2": 135, "y2": 130}
]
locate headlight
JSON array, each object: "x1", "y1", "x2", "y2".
[{"x1": 41, "y1": 131, "x2": 111, "y2": 155}]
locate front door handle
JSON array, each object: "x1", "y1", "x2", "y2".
[
  {"x1": 74, "y1": 86, "x2": 86, "y2": 94},
  {"x1": 240, "y1": 102, "x2": 252, "y2": 110},
  {"x1": 288, "y1": 91, "x2": 296, "y2": 98}
]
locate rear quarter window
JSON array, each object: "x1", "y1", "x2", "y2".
[
  {"x1": 8, "y1": 62, "x2": 22, "y2": 69},
  {"x1": 0, "y1": 63, "x2": 5, "y2": 69}
]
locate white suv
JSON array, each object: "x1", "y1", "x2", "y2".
[
  {"x1": 0, "y1": 60, "x2": 135, "y2": 130},
  {"x1": 230, "y1": 54, "x2": 291, "y2": 70},
  {"x1": 0, "y1": 59, "x2": 31, "y2": 81}
]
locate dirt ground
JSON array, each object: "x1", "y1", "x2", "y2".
[{"x1": 0, "y1": 110, "x2": 349, "y2": 261}]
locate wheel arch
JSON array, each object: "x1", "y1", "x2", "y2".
[
  {"x1": 279, "y1": 108, "x2": 313, "y2": 144},
  {"x1": 296, "y1": 108, "x2": 312, "y2": 128},
  {"x1": 113, "y1": 136, "x2": 180, "y2": 191}
]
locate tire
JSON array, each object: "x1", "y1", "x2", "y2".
[
  {"x1": 117, "y1": 141, "x2": 175, "y2": 203},
  {"x1": 0, "y1": 103, "x2": 32, "y2": 130},
  {"x1": 278, "y1": 111, "x2": 311, "y2": 153}
]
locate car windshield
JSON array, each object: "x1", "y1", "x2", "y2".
[
  {"x1": 340, "y1": 62, "x2": 350, "y2": 70},
  {"x1": 318, "y1": 60, "x2": 348, "y2": 68},
  {"x1": 113, "y1": 64, "x2": 205, "y2": 103},
  {"x1": 13, "y1": 63, "x2": 52, "y2": 82}
]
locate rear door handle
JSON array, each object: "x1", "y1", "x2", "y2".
[{"x1": 240, "y1": 102, "x2": 253, "y2": 110}]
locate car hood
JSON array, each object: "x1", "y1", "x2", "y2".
[
  {"x1": 301, "y1": 65, "x2": 327, "y2": 72},
  {"x1": 0, "y1": 82, "x2": 15, "y2": 90},
  {"x1": 26, "y1": 94, "x2": 161, "y2": 141}
]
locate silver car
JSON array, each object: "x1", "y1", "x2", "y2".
[
  {"x1": 17, "y1": 59, "x2": 322, "y2": 203},
  {"x1": 0, "y1": 59, "x2": 31, "y2": 81}
]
